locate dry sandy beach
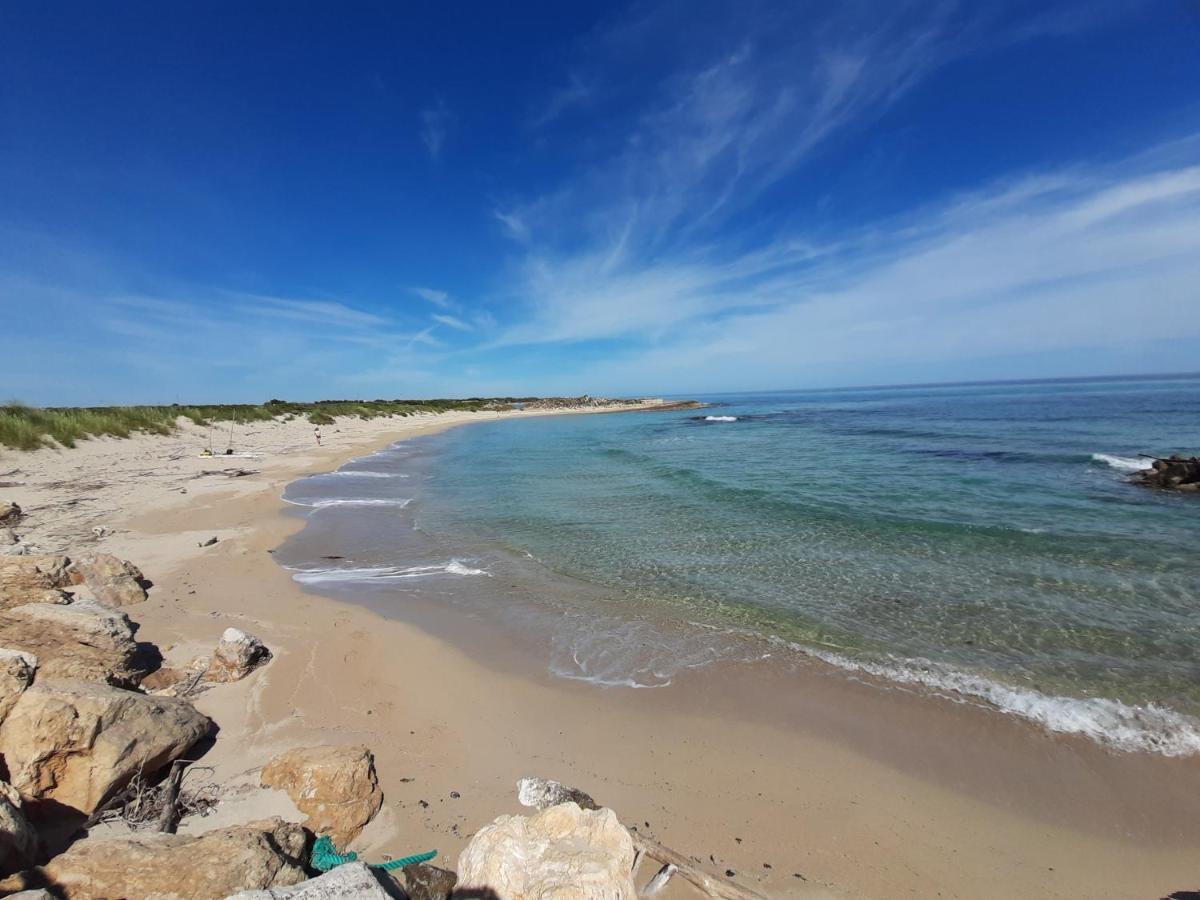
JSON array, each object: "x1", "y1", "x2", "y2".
[{"x1": 2, "y1": 406, "x2": 1198, "y2": 899}]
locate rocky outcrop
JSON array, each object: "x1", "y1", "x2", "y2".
[
  {"x1": 1132, "y1": 455, "x2": 1200, "y2": 491},
  {"x1": 260, "y1": 746, "x2": 382, "y2": 847},
  {"x1": 67, "y1": 553, "x2": 148, "y2": 607},
  {"x1": 457, "y1": 802, "x2": 637, "y2": 899},
  {"x1": 403, "y1": 862, "x2": 458, "y2": 900},
  {"x1": 227, "y1": 862, "x2": 393, "y2": 899},
  {"x1": 0, "y1": 678, "x2": 212, "y2": 816},
  {"x1": 0, "y1": 556, "x2": 72, "y2": 607},
  {"x1": 0, "y1": 817, "x2": 309, "y2": 899},
  {"x1": 517, "y1": 776, "x2": 599, "y2": 811},
  {"x1": 0, "y1": 781, "x2": 38, "y2": 876},
  {"x1": 0, "y1": 502, "x2": 20, "y2": 526},
  {"x1": 0, "y1": 600, "x2": 144, "y2": 686},
  {"x1": 205, "y1": 628, "x2": 271, "y2": 683},
  {"x1": 0, "y1": 649, "x2": 36, "y2": 724}
]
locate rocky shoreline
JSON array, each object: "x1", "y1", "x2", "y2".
[{"x1": 1130, "y1": 454, "x2": 1200, "y2": 492}]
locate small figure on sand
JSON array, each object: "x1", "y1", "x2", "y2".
[{"x1": 313, "y1": 425, "x2": 322, "y2": 446}]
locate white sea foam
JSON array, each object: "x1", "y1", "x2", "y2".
[
  {"x1": 792, "y1": 644, "x2": 1200, "y2": 757},
  {"x1": 704, "y1": 415, "x2": 738, "y2": 422},
  {"x1": 321, "y1": 470, "x2": 407, "y2": 479},
  {"x1": 1091, "y1": 453, "x2": 1153, "y2": 471},
  {"x1": 300, "y1": 497, "x2": 413, "y2": 509},
  {"x1": 291, "y1": 558, "x2": 490, "y2": 584}
]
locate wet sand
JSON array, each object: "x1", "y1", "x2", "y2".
[{"x1": 4, "y1": 408, "x2": 1198, "y2": 898}]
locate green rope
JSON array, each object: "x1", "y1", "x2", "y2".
[{"x1": 311, "y1": 834, "x2": 438, "y2": 873}]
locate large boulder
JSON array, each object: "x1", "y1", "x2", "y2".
[
  {"x1": 260, "y1": 746, "x2": 382, "y2": 848},
  {"x1": 204, "y1": 628, "x2": 271, "y2": 683},
  {"x1": 457, "y1": 802, "x2": 637, "y2": 899},
  {"x1": 0, "y1": 600, "x2": 144, "y2": 686},
  {"x1": 0, "y1": 817, "x2": 309, "y2": 899},
  {"x1": 0, "y1": 781, "x2": 38, "y2": 876},
  {"x1": 0, "y1": 678, "x2": 212, "y2": 817},
  {"x1": 0, "y1": 649, "x2": 36, "y2": 723},
  {"x1": 227, "y1": 862, "x2": 392, "y2": 899},
  {"x1": 67, "y1": 553, "x2": 148, "y2": 607},
  {"x1": 0, "y1": 555, "x2": 72, "y2": 607},
  {"x1": 403, "y1": 862, "x2": 458, "y2": 900}
]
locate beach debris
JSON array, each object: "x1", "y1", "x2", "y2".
[
  {"x1": 90, "y1": 525, "x2": 111, "y2": 538},
  {"x1": 200, "y1": 536, "x2": 219, "y2": 547},
  {"x1": 0, "y1": 817, "x2": 309, "y2": 898},
  {"x1": 67, "y1": 552, "x2": 149, "y2": 607},
  {"x1": 260, "y1": 745, "x2": 383, "y2": 848},
  {"x1": 0, "y1": 555, "x2": 73, "y2": 607},
  {"x1": 1130, "y1": 454, "x2": 1200, "y2": 491},
  {"x1": 0, "y1": 600, "x2": 146, "y2": 686},
  {"x1": 0, "y1": 502, "x2": 21, "y2": 527},
  {"x1": 403, "y1": 861, "x2": 458, "y2": 900},
  {"x1": 204, "y1": 627, "x2": 271, "y2": 683},
  {"x1": 0, "y1": 527, "x2": 17, "y2": 546},
  {"x1": 228, "y1": 861, "x2": 394, "y2": 899},
  {"x1": 0, "y1": 677, "x2": 212, "y2": 817},
  {"x1": 457, "y1": 801, "x2": 637, "y2": 899},
  {"x1": 0, "y1": 649, "x2": 36, "y2": 724},
  {"x1": 517, "y1": 775, "x2": 599, "y2": 811},
  {"x1": 0, "y1": 780, "x2": 38, "y2": 877}
]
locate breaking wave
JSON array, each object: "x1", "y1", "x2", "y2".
[
  {"x1": 792, "y1": 644, "x2": 1200, "y2": 757},
  {"x1": 285, "y1": 497, "x2": 412, "y2": 509},
  {"x1": 704, "y1": 415, "x2": 739, "y2": 422},
  {"x1": 320, "y1": 470, "x2": 407, "y2": 479},
  {"x1": 291, "y1": 559, "x2": 490, "y2": 584},
  {"x1": 1091, "y1": 453, "x2": 1152, "y2": 471}
]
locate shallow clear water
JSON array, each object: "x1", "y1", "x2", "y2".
[{"x1": 281, "y1": 376, "x2": 1200, "y2": 754}]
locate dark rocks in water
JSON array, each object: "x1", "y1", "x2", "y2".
[
  {"x1": 403, "y1": 862, "x2": 458, "y2": 900},
  {"x1": 1131, "y1": 455, "x2": 1200, "y2": 492}
]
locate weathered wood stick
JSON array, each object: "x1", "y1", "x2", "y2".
[
  {"x1": 156, "y1": 759, "x2": 188, "y2": 833},
  {"x1": 632, "y1": 834, "x2": 770, "y2": 900}
]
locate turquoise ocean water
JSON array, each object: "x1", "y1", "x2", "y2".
[{"x1": 281, "y1": 376, "x2": 1200, "y2": 755}]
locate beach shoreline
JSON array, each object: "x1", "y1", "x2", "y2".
[{"x1": 3, "y1": 405, "x2": 1198, "y2": 898}]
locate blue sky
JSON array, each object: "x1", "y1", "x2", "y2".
[{"x1": 2, "y1": 1, "x2": 1198, "y2": 405}]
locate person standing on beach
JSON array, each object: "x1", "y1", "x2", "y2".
[{"x1": 314, "y1": 424, "x2": 322, "y2": 446}]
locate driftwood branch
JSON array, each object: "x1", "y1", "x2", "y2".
[
  {"x1": 156, "y1": 759, "x2": 188, "y2": 833},
  {"x1": 633, "y1": 833, "x2": 770, "y2": 900}
]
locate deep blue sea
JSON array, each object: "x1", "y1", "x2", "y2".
[{"x1": 281, "y1": 376, "x2": 1200, "y2": 755}]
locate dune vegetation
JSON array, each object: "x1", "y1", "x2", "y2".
[{"x1": 0, "y1": 398, "x2": 494, "y2": 450}]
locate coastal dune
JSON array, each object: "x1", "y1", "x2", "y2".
[{"x1": 2, "y1": 406, "x2": 1198, "y2": 898}]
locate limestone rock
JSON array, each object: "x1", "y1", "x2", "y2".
[
  {"x1": 457, "y1": 802, "x2": 637, "y2": 899},
  {"x1": 226, "y1": 862, "x2": 393, "y2": 899},
  {"x1": 260, "y1": 745, "x2": 382, "y2": 847},
  {"x1": 0, "y1": 817, "x2": 309, "y2": 899},
  {"x1": 68, "y1": 553, "x2": 148, "y2": 607},
  {"x1": 6, "y1": 890, "x2": 55, "y2": 899},
  {"x1": 517, "y1": 776, "x2": 599, "y2": 811},
  {"x1": 0, "y1": 649, "x2": 36, "y2": 723},
  {"x1": 0, "y1": 781, "x2": 38, "y2": 876},
  {"x1": 205, "y1": 627, "x2": 270, "y2": 683},
  {"x1": 0, "y1": 502, "x2": 20, "y2": 526},
  {"x1": 0, "y1": 600, "x2": 144, "y2": 686},
  {"x1": 0, "y1": 678, "x2": 212, "y2": 816},
  {"x1": 403, "y1": 862, "x2": 458, "y2": 900},
  {"x1": 0, "y1": 527, "x2": 18, "y2": 546},
  {"x1": 0, "y1": 555, "x2": 73, "y2": 608}
]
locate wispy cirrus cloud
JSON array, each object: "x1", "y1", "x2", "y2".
[
  {"x1": 432, "y1": 313, "x2": 473, "y2": 331},
  {"x1": 419, "y1": 101, "x2": 454, "y2": 160},
  {"x1": 409, "y1": 286, "x2": 452, "y2": 308}
]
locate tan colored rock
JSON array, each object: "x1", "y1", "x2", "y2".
[
  {"x1": 227, "y1": 862, "x2": 392, "y2": 899},
  {"x1": 0, "y1": 502, "x2": 20, "y2": 526},
  {"x1": 204, "y1": 627, "x2": 270, "y2": 683},
  {"x1": 0, "y1": 555, "x2": 72, "y2": 608},
  {"x1": 0, "y1": 678, "x2": 212, "y2": 816},
  {"x1": 457, "y1": 802, "x2": 637, "y2": 899},
  {"x1": 0, "y1": 649, "x2": 36, "y2": 723},
  {"x1": 260, "y1": 745, "x2": 382, "y2": 847},
  {"x1": 0, "y1": 600, "x2": 144, "y2": 686},
  {"x1": 0, "y1": 817, "x2": 309, "y2": 899},
  {"x1": 0, "y1": 781, "x2": 38, "y2": 877},
  {"x1": 68, "y1": 553, "x2": 148, "y2": 607}
]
